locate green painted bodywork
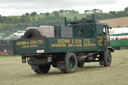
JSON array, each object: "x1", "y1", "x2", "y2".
[
  {"x1": 110, "y1": 40, "x2": 128, "y2": 48},
  {"x1": 13, "y1": 21, "x2": 110, "y2": 55},
  {"x1": 110, "y1": 33, "x2": 128, "y2": 36},
  {"x1": 110, "y1": 33, "x2": 128, "y2": 48},
  {"x1": 13, "y1": 37, "x2": 107, "y2": 55}
]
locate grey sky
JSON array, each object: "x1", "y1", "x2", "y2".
[{"x1": 0, "y1": 0, "x2": 127, "y2": 16}]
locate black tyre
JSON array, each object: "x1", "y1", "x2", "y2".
[
  {"x1": 20, "y1": 35, "x2": 24, "y2": 39},
  {"x1": 104, "y1": 50, "x2": 112, "y2": 66},
  {"x1": 31, "y1": 64, "x2": 51, "y2": 74},
  {"x1": 99, "y1": 53, "x2": 104, "y2": 66},
  {"x1": 60, "y1": 52, "x2": 78, "y2": 73},
  {"x1": 78, "y1": 62, "x2": 84, "y2": 67},
  {"x1": 99, "y1": 49, "x2": 112, "y2": 66},
  {"x1": 24, "y1": 29, "x2": 42, "y2": 39}
]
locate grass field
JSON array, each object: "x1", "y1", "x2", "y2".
[{"x1": 0, "y1": 50, "x2": 128, "y2": 85}]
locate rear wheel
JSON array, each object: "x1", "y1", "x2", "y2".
[
  {"x1": 60, "y1": 52, "x2": 78, "y2": 73},
  {"x1": 31, "y1": 64, "x2": 51, "y2": 74}
]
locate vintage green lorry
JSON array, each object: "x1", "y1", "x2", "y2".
[{"x1": 13, "y1": 17, "x2": 113, "y2": 74}]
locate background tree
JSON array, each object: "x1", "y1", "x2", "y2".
[
  {"x1": 124, "y1": 7, "x2": 128, "y2": 12},
  {"x1": 124, "y1": 7, "x2": 128, "y2": 14},
  {"x1": 30, "y1": 12, "x2": 37, "y2": 16},
  {"x1": 1, "y1": 9, "x2": 128, "y2": 36},
  {"x1": 59, "y1": 10, "x2": 64, "y2": 15},
  {"x1": 45, "y1": 12, "x2": 50, "y2": 17},
  {"x1": 84, "y1": 10, "x2": 90, "y2": 14},
  {"x1": 25, "y1": 12, "x2": 30, "y2": 16},
  {"x1": 91, "y1": 9, "x2": 102, "y2": 14},
  {"x1": 109, "y1": 11, "x2": 116, "y2": 15},
  {"x1": 53, "y1": 11, "x2": 59, "y2": 17}
]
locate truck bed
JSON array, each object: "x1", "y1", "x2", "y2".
[{"x1": 13, "y1": 38, "x2": 99, "y2": 55}]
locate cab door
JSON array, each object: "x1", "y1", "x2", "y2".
[
  {"x1": 103, "y1": 26, "x2": 110, "y2": 47},
  {"x1": 97, "y1": 25, "x2": 106, "y2": 50}
]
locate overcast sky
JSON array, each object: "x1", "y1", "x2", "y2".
[{"x1": 0, "y1": 0, "x2": 127, "y2": 16}]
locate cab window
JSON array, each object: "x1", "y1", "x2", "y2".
[{"x1": 103, "y1": 26, "x2": 109, "y2": 34}]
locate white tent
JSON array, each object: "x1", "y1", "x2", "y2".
[{"x1": 109, "y1": 27, "x2": 128, "y2": 34}]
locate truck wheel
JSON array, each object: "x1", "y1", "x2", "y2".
[
  {"x1": 24, "y1": 29, "x2": 42, "y2": 39},
  {"x1": 61, "y1": 52, "x2": 78, "y2": 73},
  {"x1": 78, "y1": 62, "x2": 84, "y2": 67},
  {"x1": 20, "y1": 35, "x2": 24, "y2": 39},
  {"x1": 99, "y1": 53, "x2": 104, "y2": 66},
  {"x1": 99, "y1": 49, "x2": 112, "y2": 66},
  {"x1": 104, "y1": 50, "x2": 112, "y2": 66},
  {"x1": 31, "y1": 64, "x2": 50, "y2": 74}
]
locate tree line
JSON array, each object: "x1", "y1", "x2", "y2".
[{"x1": 0, "y1": 7, "x2": 128, "y2": 36}]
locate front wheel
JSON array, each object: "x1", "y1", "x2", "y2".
[
  {"x1": 99, "y1": 49, "x2": 112, "y2": 67},
  {"x1": 60, "y1": 52, "x2": 78, "y2": 73},
  {"x1": 104, "y1": 50, "x2": 112, "y2": 66}
]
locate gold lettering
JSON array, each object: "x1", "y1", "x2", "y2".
[
  {"x1": 30, "y1": 40, "x2": 37, "y2": 44},
  {"x1": 37, "y1": 40, "x2": 43, "y2": 44},
  {"x1": 76, "y1": 44, "x2": 82, "y2": 47},
  {"x1": 83, "y1": 39, "x2": 96, "y2": 47},
  {"x1": 68, "y1": 44, "x2": 75, "y2": 47},
  {"x1": 58, "y1": 39, "x2": 71, "y2": 44},
  {"x1": 16, "y1": 40, "x2": 43, "y2": 48},
  {"x1": 16, "y1": 41, "x2": 27, "y2": 46},
  {"x1": 51, "y1": 44, "x2": 66, "y2": 47},
  {"x1": 98, "y1": 36, "x2": 103, "y2": 46},
  {"x1": 74, "y1": 39, "x2": 82, "y2": 43}
]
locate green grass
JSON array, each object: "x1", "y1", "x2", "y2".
[
  {"x1": 0, "y1": 50, "x2": 128, "y2": 85},
  {"x1": 0, "y1": 55, "x2": 19, "y2": 58}
]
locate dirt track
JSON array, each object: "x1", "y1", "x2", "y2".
[
  {"x1": 0, "y1": 50, "x2": 128, "y2": 85},
  {"x1": 100, "y1": 17, "x2": 128, "y2": 27}
]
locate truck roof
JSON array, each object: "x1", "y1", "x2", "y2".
[
  {"x1": 67, "y1": 19, "x2": 96, "y2": 24},
  {"x1": 67, "y1": 19, "x2": 108, "y2": 27}
]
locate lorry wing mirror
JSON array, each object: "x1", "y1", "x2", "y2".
[{"x1": 109, "y1": 27, "x2": 112, "y2": 29}]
